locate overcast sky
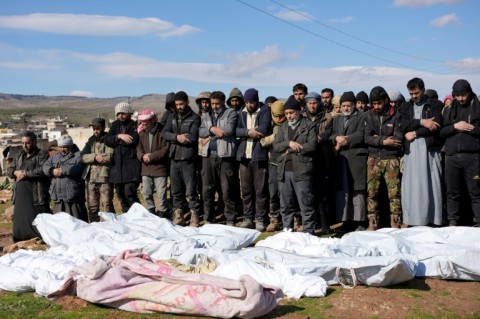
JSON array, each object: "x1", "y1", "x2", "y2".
[{"x1": 1, "y1": 0, "x2": 479, "y2": 101}]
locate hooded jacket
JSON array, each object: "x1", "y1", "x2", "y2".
[{"x1": 440, "y1": 94, "x2": 480, "y2": 155}]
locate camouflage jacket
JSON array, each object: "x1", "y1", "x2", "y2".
[{"x1": 80, "y1": 133, "x2": 114, "y2": 183}]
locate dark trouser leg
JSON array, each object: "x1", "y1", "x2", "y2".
[
  {"x1": 124, "y1": 182, "x2": 140, "y2": 211},
  {"x1": 279, "y1": 171, "x2": 296, "y2": 229},
  {"x1": 252, "y1": 160, "x2": 269, "y2": 223},
  {"x1": 294, "y1": 178, "x2": 316, "y2": 234},
  {"x1": 445, "y1": 155, "x2": 463, "y2": 223},
  {"x1": 170, "y1": 160, "x2": 187, "y2": 212},
  {"x1": 464, "y1": 155, "x2": 480, "y2": 223},
  {"x1": 220, "y1": 157, "x2": 237, "y2": 224},
  {"x1": 240, "y1": 159, "x2": 254, "y2": 220},
  {"x1": 115, "y1": 183, "x2": 129, "y2": 213},
  {"x1": 182, "y1": 159, "x2": 200, "y2": 213},
  {"x1": 268, "y1": 164, "x2": 281, "y2": 218},
  {"x1": 202, "y1": 156, "x2": 216, "y2": 222}
]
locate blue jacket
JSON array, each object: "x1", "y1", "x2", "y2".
[{"x1": 235, "y1": 104, "x2": 271, "y2": 161}]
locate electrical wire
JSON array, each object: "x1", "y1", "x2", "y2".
[{"x1": 235, "y1": 0, "x2": 445, "y2": 74}]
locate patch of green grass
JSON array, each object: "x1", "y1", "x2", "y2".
[
  {"x1": 439, "y1": 290, "x2": 451, "y2": 296},
  {"x1": 275, "y1": 297, "x2": 333, "y2": 319},
  {"x1": 407, "y1": 291, "x2": 423, "y2": 298},
  {"x1": 0, "y1": 292, "x2": 194, "y2": 319}
]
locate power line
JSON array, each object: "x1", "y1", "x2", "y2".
[
  {"x1": 235, "y1": 0, "x2": 444, "y2": 74},
  {"x1": 270, "y1": 0, "x2": 443, "y2": 64}
]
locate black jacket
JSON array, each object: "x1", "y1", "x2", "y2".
[
  {"x1": 398, "y1": 97, "x2": 444, "y2": 154},
  {"x1": 364, "y1": 107, "x2": 404, "y2": 159},
  {"x1": 8, "y1": 147, "x2": 51, "y2": 205},
  {"x1": 440, "y1": 94, "x2": 480, "y2": 155},
  {"x1": 104, "y1": 118, "x2": 142, "y2": 184},
  {"x1": 162, "y1": 107, "x2": 200, "y2": 161}
]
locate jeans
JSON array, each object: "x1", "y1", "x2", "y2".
[
  {"x1": 170, "y1": 159, "x2": 201, "y2": 213},
  {"x1": 201, "y1": 154, "x2": 236, "y2": 223},
  {"x1": 268, "y1": 164, "x2": 281, "y2": 218},
  {"x1": 141, "y1": 175, "x2": 169, "y2": 214},
  {"x1": 279, "y1": 171, "x2": 316, "y2": 233}
]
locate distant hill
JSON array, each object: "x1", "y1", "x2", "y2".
[{"x1": 0, "y1": 93, "x2": 198, "y2": 126}]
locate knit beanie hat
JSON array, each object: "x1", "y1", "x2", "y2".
[
  {"x1": 356, "y1": 91, "x2": 369, "y2": 103},
  {"x1": 58, "y1": 135, "x2": 73, "y2": 147},
  {"x1": 331, "y1": 95, "x2": 341, "y2": 106},
  {"x1": 264, "y1": 96, "x2": 278, "y2": 105},
  {"x1": 270, "y1": 100, "x2": 285, "y2": 115},
  {"x1": 284, "y1": 95, "x2": 300, "y2": 110},
  {"x1": 340, "y1": 91, "x2": 356, "y2": 104},
  {"x1": 388, "y1": 90, "x2": 403, "y2": 102},
  {"x1": 115, "y1": 101, "x2": 133, "y2": 115},
  {"x1": 452, "y1": 79, "x2": 472, "y2": 96},
  {"x1": 196, "y1": 91, "x2": 211, "y2": 104},
  {"x1": 138, "y1": 109, "x2": 156, "y2": 123},
  {"x1": 227, "y1": 87, "x2": 244, "y2": 106},
  {"x1": 305, "y1": 92, "x2": 321, "y2": 102},
  {"x1": 244, "y1": 88, "x2": 259, "y2": 103},
  {"x1": 175, "y1": 91, "x2": 189, "y2": 102},
  {"x1": 443, "y1": 95, "x2": 453, "y2": 103}
]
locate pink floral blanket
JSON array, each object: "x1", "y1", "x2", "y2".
[{"x1": 51, "y1": 251, "x2": 282, "y2": 318}]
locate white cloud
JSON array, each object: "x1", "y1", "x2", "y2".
[
  {"x1": 0, "y1": 13, "x2": 200, "y2": 38},
  {"x1": 447, "y1": 57, "x2": 480, "y2": 73},
  {"x1": 222, "y1": 45, "x2": 289, "y2": 77},
  {"x1": 0, "y1": 61, "x2": 55, "y2": 69},
  {"x1": 274, "y1": 9, "x2": 312, "y2": 21},
  {"x1": 393, "y1": 0, "x2": 465, "y2": 8},
  {"x1": 327, "y1": 16, "x2": 354, "y2": 24},
  {"x1": 69, "y1": 90, "x2": 94, "y2": 97},
  {"x1": 3, "y1": 44, "x2": 479, "y2": 99},
  {"x1": 430, "y1": 13, "x2": 460, "y2": 27}
]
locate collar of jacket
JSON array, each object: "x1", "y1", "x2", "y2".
[{"x1": 177, "y1": 107, "x2": 193, "y2": 120}]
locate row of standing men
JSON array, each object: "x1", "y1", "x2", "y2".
[{"x1": 7, "y1": 78, "x2": 480, "y2": 242}]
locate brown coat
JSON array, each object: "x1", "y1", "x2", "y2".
[{"x1": 137, "y1": 123, "x2": 170, "y2": 177}]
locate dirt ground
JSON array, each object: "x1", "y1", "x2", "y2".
[{"x1": 1, "y1": 212, "x2": 479, "y2": 318}]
